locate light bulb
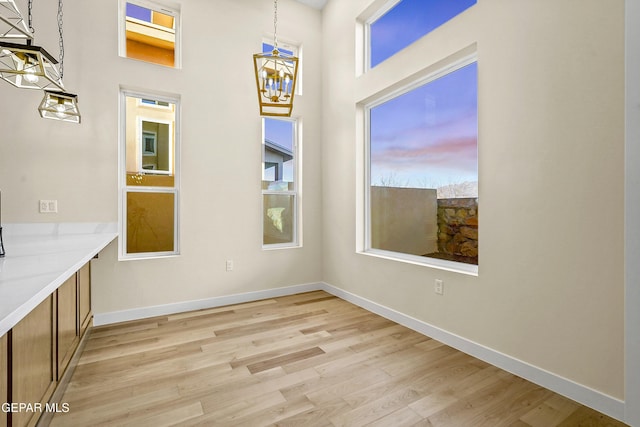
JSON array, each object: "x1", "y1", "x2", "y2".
[
  {"x1": 284, "y1": 76, "x2": 291, "y2": 94},
  {"x1": 23, "y1": 68, "x2": 38, "y2": 83},
  {"x1": 54, "y1": 103, "x2": 66, "y2": 118}
]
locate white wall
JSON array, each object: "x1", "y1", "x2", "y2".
[
  {"x1": 0, "y1": 0, "x2": 323, "y2": 312},
  {"x1": 322, "y1": 0, "x2": 625, "y2": 402}
]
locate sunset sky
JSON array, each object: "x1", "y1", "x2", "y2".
[
  {"x1": 369, "y1": 0, "x2": 477, "y2": 190},
  {"x1": 370, "y1": 62, "x2": 477, "y2": 189}
]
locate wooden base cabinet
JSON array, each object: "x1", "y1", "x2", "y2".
[
  {"x1": 11, "y1": 296, "x2": 56, "y2": 427},
  {"x1": 1, "y1": 261, "x2": 92, "y2": 427},
  {"x1": 1, "y1": 333, "x2": 7, "y2": 427}
]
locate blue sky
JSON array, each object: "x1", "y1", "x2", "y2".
[
  {"x1": 370, "y1": 62, "x2": 477, "y2": 188},
  {"x1": 126, "y1": 3, "x2": 151, "y2": 22},
  {"x1": 264, "y1": 118, "x2": 294, "y2": 183},
  {"x1": 264, "y1": 118, "x2": 293, "y2": 151},
  {"x1": 370, "y1": 0, "x2": 476, "y2": 67}
]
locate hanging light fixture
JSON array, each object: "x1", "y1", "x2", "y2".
[
  {"x1": 38, "y1": 0, "x2": 80, "y2": 123},
  {"x1": 0, "y1": 0, "x2": 32, "y2": 40},
  {"x1": 38, "y1": 90, "x2": 79, "y2": 123},
  {"x1": 253, "y1": 0, "x2": 299, "y2": 117},
  {"x1": 0, "y1": 0, "x2": 64, "y2": 91}
]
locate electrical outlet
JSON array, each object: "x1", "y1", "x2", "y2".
[
  {"x1": 39, "y1": 200, "x2": 58, "y2": 213},
  {"x1": 226, "y1": 260, "x2": 233, "y2": 271},
  {"x1": 434, "y1": 279, "x2": 444, "y2": 295}
]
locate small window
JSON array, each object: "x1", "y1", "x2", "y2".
[
  {"x1": 366, "y1": 59, "x2": 478, "y2": 272},
  {"x1": 142, "y1": 131, "x2": 157, "y2": 155},
  {"x1": 262, "y1": 117, "x2": 300, "y2": 248},
  {"x1": 119, "y1": 90, "x2": 180, "y2": 259},
  {"x1": 120, "y1": 0, "x2": 180, "y2": 68},
  {"x1": 368, "y1": 0, "x2": 476, "y2": 68},
  {"x1": 140, "y1": 98, "x2": 171, "y2": 108}
]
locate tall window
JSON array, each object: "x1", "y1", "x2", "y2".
[
  {"x1": 120, "y1": 0, "x2": 180, "y2": 68},
  {"x1": 366, "y1": 59, "x2": 477, "y2": 272},
  {"x1": 368, "y1": 0, "x2": 476, "y2": 68},
  {"x1": 119, "y1": 90, "x2": 180, "y2": 259},
  {"x1": 262, "y1": 118, "x2": 299, "y2": 248}
]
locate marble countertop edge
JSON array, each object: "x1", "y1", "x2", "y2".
[{"x1": 0, "y1": 223, "x2": 118, "y2": 337}]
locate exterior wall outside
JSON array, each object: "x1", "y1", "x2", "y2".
[
  {"x1": 437, "y1": 198, "x2": 478, "y2": 260},
  {"x1": 370, "y1": 186, "x2": 437, "y2": 256}
]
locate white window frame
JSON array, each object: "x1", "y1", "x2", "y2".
[
  {"x1": 119, "y1": 88, "x2": 181, "y2": 261},
  {"x1": 118, "y1": 0, "x2": 182, "y2": 69},
  {"x1": 262, "y1": 117, "x2": 302, "y2": 250},
  {"x1": 363, "y1": 0, "x2": 401, "y2": 73},
  {"x1": 360, "y1": 53, "x2": 478, "y2": 276}
]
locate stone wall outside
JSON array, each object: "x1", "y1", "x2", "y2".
[{"x1": 437, "y1": 198, "x2": 478, "y2": 260}]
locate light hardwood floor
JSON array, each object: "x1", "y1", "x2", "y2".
[{"x1": 50, "y1": 291, "x2": 628, "y2": 427}]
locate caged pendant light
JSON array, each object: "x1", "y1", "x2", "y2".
[
  {"x1": 38, "y1": 0, "x2": 80, "y2": 123},
  {"x1": 0, "y1": 0, "x2": 32, "y2": 40},
  {"x1": 253, "y1": 0, "x2": 298, "y2": 117},
  {"x1": 38, "y1": 90, "x2": 79, "y2": 123},
  {"x1": 0, "y1": 0, "x2": 64, "y2": 91}
]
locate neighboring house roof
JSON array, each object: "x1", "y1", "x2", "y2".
[{"x1": 265, "y1": 138, "x2": 293, "y2": 162}]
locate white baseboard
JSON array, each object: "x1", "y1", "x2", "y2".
[
  {"x1": 318, "y1": 282, "x2": 626, "y2": 423},
  {"x1": 93, "y1": 280, "x2": 625, "y2": 423},
  {"x1": 93, "y1": 282, "x2": 324, "y2": 326}
]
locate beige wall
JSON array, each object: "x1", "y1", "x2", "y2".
[
  {"x1": 322, "y1": 0, "x2": 624, "y2": 399},
  {"x1": 0, "y1": 0, "x2": 323, "y2": 312}
]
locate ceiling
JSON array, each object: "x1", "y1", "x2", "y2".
[{"x1": 294, "y1": 0, "x2": 327, "y2": 10}]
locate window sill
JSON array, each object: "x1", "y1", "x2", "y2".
[
  {"x1": 358, "y1": 248, "x2": 478, "y2": 276},
  {"x1": 118, "y1": 252, "x2": 180, "y2": 261},
  {"x1": 262, "y1": 243, "x2": 302, "y2": 251}
]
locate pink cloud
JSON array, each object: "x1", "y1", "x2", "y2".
[{"x1": 372, "y1": 136, "x2": 477, "y2": 173}]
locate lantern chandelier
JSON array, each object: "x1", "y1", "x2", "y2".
[
  {"x1": 0, "y1": 0, "x2": 32, "y2": 40},
  {"x1": 0, "y1": 0, "x2": 80, "y2": 123},
  {"x1": 0, "y1": 0, "x2": 63, "y2": 91},
  {"x1": 37, "y1": 0, "x2": 80, "y2": 123},
  {"x1": 253, "y1": 0, "x2": 299, "y2": 117}
]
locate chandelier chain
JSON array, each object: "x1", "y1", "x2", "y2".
[
  {"x1": 27, "y1": 0, "x2": 34, "y2": 34},
  {"x1": 58, "y1": 0, "x2": 64, "y2": 79},
  {"x1": 273, "y1": 0, "x2": 278, "y2": 50}
]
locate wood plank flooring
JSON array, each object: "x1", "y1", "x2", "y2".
[{"x1": 49, "y1": 291, "x2": 628, "y2": 426}]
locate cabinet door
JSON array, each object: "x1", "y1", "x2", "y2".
[
  {"x1": 78, "y1": 262, "x2": 91, "y2": 337},
  {"x1": 57, "y1": 275, "x2": 78, "y2": 379},
  {"x1": 1, "y1": 333, "x2": 7, "y2": 427},
  {"x1": 12, "y1": 296, "x2": 56, "y2": 427}
]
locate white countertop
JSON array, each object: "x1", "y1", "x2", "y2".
[{"x1": 0, "y1": 223, "x2": 118, "y2": 336}]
